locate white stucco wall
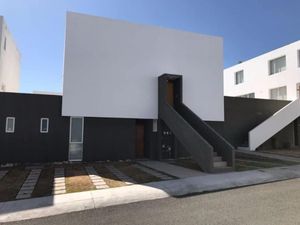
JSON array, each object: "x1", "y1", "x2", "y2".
[
  {"x1": 0, "y1": 16, "x2": 20, "y2": 92},
  {"x1": 62, "y1": 12, "x2": 224, "y2": 121},
  {"x1": 224, "y1": 40, "x2": 300, "y2": 100}
]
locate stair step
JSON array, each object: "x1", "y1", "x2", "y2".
[
  {"x1": 237, "y1": 146, "x2": 250, "y2": 151},
  {"x1": 212, "y1": 166, "x2": 234, "y2": 173},
  {"x1": 213, "y1": 156, "x2": 222, "y2": 162},
  {"x1": 213, "y1": 161, "x2": 227, "y2": 168},
  {"x1": 213, "y1": 152, "x2": 218, "y2": 156}
]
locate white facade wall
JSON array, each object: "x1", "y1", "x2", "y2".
[
  {"x1": 62, "y1": 12, "x2": 224, "y2": 121},
  {"x1": 0, "y1": 16, "x2": 20, "y2": 92},
  {"x1": 224, "y1": 40, "x2": 300, "y2": 100}
]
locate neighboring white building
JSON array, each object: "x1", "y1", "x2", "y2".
[
  {"x1": 62, "y1": 12, "x2": 224, "y2": 121},
  {"x1": 0, "y1": 16, "x2": 20, "y2": 92},
  {"x1": 224, "y1": 40, "x2": 300, "y2": 101}
]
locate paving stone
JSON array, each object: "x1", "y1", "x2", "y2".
[
  {"x1": 53, "y1": 187, "x2": 66, "y2": 192},
  {"x1": 53, "y1": 184, "x2": 66, "y2": 188},
  {"x1": 52, "y1": 168, "x2": 66, "y2": 195},
  {"x1": 52, "y1": 190, "x2": 66, "y2": 195},
  {"x1": 94, "y1": 182, "x2": 106, "y2": 185},
  {"x1": 95, "y1": 185, "x2": 109, "y2": 189},
  {"x1": 16, "y1": 193, "x2": 31, "y2": 199},
  {"x1": 21, "y1": 184, "x2": 35, "y2": 189},
  {"x1": 16, "y1": 168, "x2": 42, "y2": 199},
  {"x1": 85, "y1": 166, "x2": 109, "y2": 190}
]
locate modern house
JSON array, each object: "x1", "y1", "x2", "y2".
[
  {"x1": 224, "y1": 40, "x2": 300, "y2": 100},
  {"x1": 224, "y1": 41, "x2": 300, "y2": 151},
  {"x1": 1, "y1": 12, "x2": 299, "y2": 172},
  {"x1": 0, "y1": 16, "x2": 20, "y2": 92}
]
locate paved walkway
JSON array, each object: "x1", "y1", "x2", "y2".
[
  {"x1": 133, "y1": 164, "x2": 172, "y2": 180},
  {"x1": 138, "y1": 160, "x2": 205, "y2": 178},
  {"x1": 105, "y1": 165, "x2": 136, "y2": 185},
  {"x1": 53, "y1": 168, "x2": 66, "y2": 195},
  {"x1": 2, "y1": 164, "x2": 300, "y2": 222},
  {"x1": 16, "y1": 169, "x2": 41, "y2": 199},
  {"x1": 85, "y1": 166, "x2": 108, "y2": 189},
  {"x1": 236, "y1": 149, "x2": 300, "y2": 163}
]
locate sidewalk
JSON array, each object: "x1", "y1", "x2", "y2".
[
  {"x1": 2, "y1": 164, "x2": 300, "y2": 223},
  {"x1": 138, "y1": 160, "x2": 205, "y2": 178},
  {"x1": 236, "y1": 149, "x2": 300, "y2": 163}
]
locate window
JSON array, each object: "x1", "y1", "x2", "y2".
[
  {"x1": 239, "y1": 93, "x2": 255, "y2": 98},
  {"x1": 270, "y1": 86, "x2": 287, "y2": 100},
  {"x1": 269, "y1": 56, "x2": 286, "y2": 75},
  {"x1": 3, "y1": 37, "x2": 6, "y2": 51},
  {"x1": 40, "y1": 118, "x2": 49, "y2": 133},
  {"x1": 235, "y1": 70, "x2": 244, "y2": 85},
  {"x1": 5, "y1": 117, "x2": 15, "y2": 133},
  {"x1": 70, "y1": 117, "x2": 84, "y2": 143}
]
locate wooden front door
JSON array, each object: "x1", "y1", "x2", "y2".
[
  {"x1": 135, "y1": 122, "x2": 145, "y2": 158},
  {"x1": 166, "y1": 80, "x2": 174, "y2": 106}
]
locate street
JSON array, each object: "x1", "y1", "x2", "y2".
[{"x1": 5, "y1": 178, "x2": 300, "y2": 225}]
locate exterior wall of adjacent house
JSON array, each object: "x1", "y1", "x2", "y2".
[
  {"x1": 62, "y1": 12, "x2": 224, "y2": 121},
  {"x1": 224, "y1": 40, "x2": 300, "y2": 100},
  {"x1": 0, "y1": 16, "x2": 20, "y2": 92}
]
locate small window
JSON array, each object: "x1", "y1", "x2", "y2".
[
  {"x1": 269, "y1": 56, "x2": 286, "y2": 75},
  {"x1": 235, "y1": 70, "x2": 244, "y2": 85},
  {"x1": 40, "y1": 118, "x2": 49, "y2": 133},
  {"x1": 239, "y1": 93, "x2": 255, "y2": 98},
  {"x1": 5, "y1": 117, "x2": 15, "y2": 133},
  {"x1": 270, "y1": 86, "x2": 287, "y2": 100}
]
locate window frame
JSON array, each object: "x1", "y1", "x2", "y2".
[
  {"x1": 40, "y1": 118, "x2": 49, "y2": 133},
  {"x1": 239, "y1": 93, "x2": 255, "y2": 98},
  {"x1": 235, "y1": 70, "x2": 244, "y2": 85},
  {"x1": 69, "y1": 117, "x2": 84, "y2": 144},
  {"x1": 269, "y1": 86, "x2": 287, "y2": 100},
  {"x1": 5, "y1": 117, "x2": 15, "y2": 133},
  {"x1": 269, "y1": 55, "x2": 286, "y2": 75}
]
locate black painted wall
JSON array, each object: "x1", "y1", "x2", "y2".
[
  {"x1": 83, "y1": 118, "x2": 136, "y2": 161},
  {"x1": 0, "y1": 93, "x2": 69, "y2": 163},
  {"x1": 208, "y1": 96, "x2": 295, "y2": 149},
  {"x1": 0, "y1": 92, "x2": 297, "y2": 164}
]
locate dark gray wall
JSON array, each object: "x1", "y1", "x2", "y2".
[
  {"x1": 0, "y1": 93, "x2": 69, "y2": 163},
  {"x1": 208, "y1": 96, "x2": 295, "y2": 149},
  {"x1": 0, "y1": 93, "x2": 151, "y2": 164},
  {"x1": 83, "y1": 118, "x2": 136, "y2": 161}
]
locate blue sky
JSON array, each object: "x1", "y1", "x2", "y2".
[{"x1": 0, "y1": 0, "x2": 300, "y2": 93}]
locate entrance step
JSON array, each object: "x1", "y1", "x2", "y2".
[
  {"x1": 237, "y1": 146, "x2": 250, "y2": 151},
  {"x1": 213, "y1": 156, "x2": 222, "y2": 162},
  {"x1": 213, "y1": 161, "x2": 227, "y2": 168}
]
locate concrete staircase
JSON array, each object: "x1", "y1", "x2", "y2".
[
  {"x1": 212, "y1": 152, "x2": 232, "y2": 172},
  {"x1": 248, "y1": 98, "x2": 300, "y2": 151},
  {"x1": 158, "y1": 74, "x2": 235, "y2": 173}
]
